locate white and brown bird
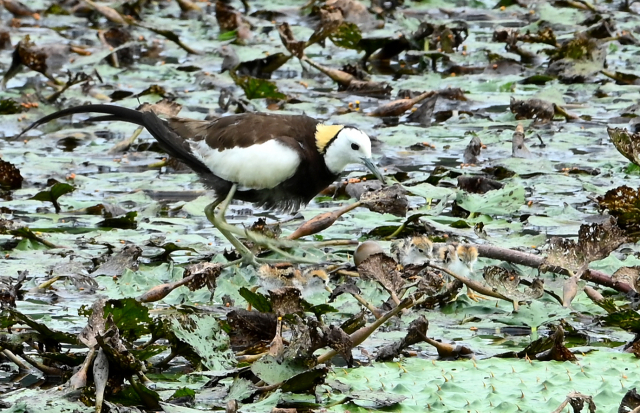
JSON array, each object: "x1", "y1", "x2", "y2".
[
  {"x1": 18, "y1": 105, "x2": 385, "y2": 263},
  {"x1": 439, "y1": 244, "x2": 482, "y2": 301},
  {"x1": 391, "y1": 235, "x2": 434, "y2": 267}
]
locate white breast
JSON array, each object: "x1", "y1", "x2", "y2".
[{"x1": 189, "y1": 139, "x2": 301, "y2": 189}]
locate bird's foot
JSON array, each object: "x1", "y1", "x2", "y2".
[
  {"x1": 209, "y1": 217, "x2": 323, "y2": 266},
  {"x1": 204, "y1": 190, "x2": 326, "y2": 266},
  {"x1": 466, "y1": 289, "x2": 488, "y2": 302},
  {"x1": 241, "y1": 229, "x2": 323, "y2": 264}
]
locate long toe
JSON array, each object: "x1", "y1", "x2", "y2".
[{"x1": 466, "y1": 289, "x2": 488, "y2": 302}]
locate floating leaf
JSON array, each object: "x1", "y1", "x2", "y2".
[
  {"x1": 97, "y1": 211, "x2": 138, "y2": 229},
  {"x1": 234, "y1": 76, "x2": 286, "y2": 100},
  {"x1": 455, "y1": 182, "x2": 525, "y2": 215},
  {"x1": 0, "y1": 98, "x2": 21, "y2": 115},
  {"x1": 329, "y1": 22, "x2": 362, "y2": 50},
  {"x1": 239, "y1": 287, "x2": 272, "y2": 313},
  {"x1": 168, "y1": 313, "x2": 236, "y2": 372},
  {"x1": 344, "y1": 390, "x2": 407, "y2": 408},
  {"x1": 602, "y1": 309, "x2": 640, "y2": 333},
  {"x1": 103, "y1": 298, "x2": 152, "y2": 343},
  {"x1": 251, "y1": 355, "x2": 308, "y2": 385},
  {"x1": 30, "y1": 182, "x2": 75, "y2": 213}
]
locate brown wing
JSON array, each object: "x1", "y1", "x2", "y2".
[{"x1": 203, "y1": 113, "x2": 319, "y2": 150}]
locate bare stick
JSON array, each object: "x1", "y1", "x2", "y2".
[
  {"x1": 427, "y1": 262, "x2": 511, "y2": 302},
  {"x1": 1, "y1": 349, "x2": 29, "y2": 371},
  {"x1": 432, "y1": 243, "x2": 633, "y2": 294},
  {"x1": 317, "y1": 297, "x2": 414, "y2": 364}
]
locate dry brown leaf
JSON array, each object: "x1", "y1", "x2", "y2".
[
  {"x1": 268, "y1": 287, "x2": 304, "y2": 316},
  {"x1": 542, "y1": 217, "x2": 627, "y2": 274},
  {"x1": 357, "y1": 252, "x2": 404, "y2": 296},
  {"x1": 535, "y1": 326, "x2": 577, "y2": 362},
  {"x1": 278, "y1": 23, "x2": 305, "y2": 59},
  {"x1": 359, "y1": 184, "x2": 408, "y2": 217},
  {"x1": 509, "y1": 96, "x2": 555, "y2": 122},
  {"x1": 307, "y1": 6, "x2": 344, "y2": 47},
  {"x1": 607, "y1": 127, "x2": 640, "y2": 166},
  {"x1": 326, "y1": 325, "x2": 353, "y2": 366},
  {"x1": 0, "y1": 159, "x2": 23, "y2": 190},
  {"x1": 597, "y1": 186, "x2": 640, "y2": 237},
  {"x1": 483, "y1": 266, "x2": 544, "y2": 302}
]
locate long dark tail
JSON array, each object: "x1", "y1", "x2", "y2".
[
  {"x1": 17, "y1": 104, "x2": 212, "y2": 177},
  {"x1": 16, "y1": 104, "x2": 147, "y2": 138}
]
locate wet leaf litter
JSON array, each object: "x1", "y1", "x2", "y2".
[{"x1": 2, "y1": 0, "x2": 640, "y2": 412}]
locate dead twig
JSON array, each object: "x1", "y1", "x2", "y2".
[
  {"x1": 317, "y1": 296, "x2": 416, "y2": 364},
  {"x1": 432, "y1": 243, "x2": 632, "y2": 294}
]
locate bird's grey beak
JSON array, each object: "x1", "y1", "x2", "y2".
[{"x1": 361, "y1": 157, "x2": 385, "y2": 184}]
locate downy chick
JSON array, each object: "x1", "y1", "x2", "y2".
[
  {"x1": 391, "y1": 235, "x2": 434, "y2": 267},
  {"x1": 456, "y1": 245, "x2": 479, "y2": 273},
  {"x1": 439, "y1": 244, "x2": 483, "y2": 301},
  {"x1": 257, "y1": 264, "x2": 329, "y2": 297}
]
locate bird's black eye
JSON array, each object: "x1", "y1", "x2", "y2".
[{"x1": 351, "y1": 143, "x2": 360, "y2": 150}]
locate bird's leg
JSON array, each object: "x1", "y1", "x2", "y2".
[
  {"x1": 204, "y1": 186, "x2": 260, "y2": 266},
  {"x1": 215, "y1": 183, "x2": 238, "y2": 224},
  {"x1": 204, "y1": 186, "x2": 323, "y2": 265}
]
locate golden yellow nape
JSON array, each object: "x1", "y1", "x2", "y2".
[{"x1": 315, "y1": 124, "x2": 344, "y2": 154}]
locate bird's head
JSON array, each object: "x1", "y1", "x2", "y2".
[
  {"x1": 316, "y1": 125, "x2": 385, "y2": 182},
  {"x1": 392, "y1": 236, "x2": 433, "y2": 266}
]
